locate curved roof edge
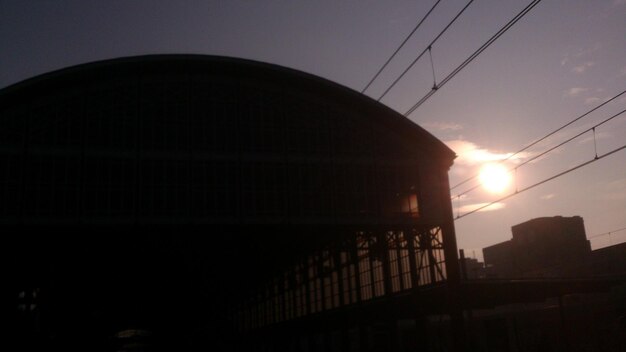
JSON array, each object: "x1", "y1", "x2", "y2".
[{"x1": 0, "y1": 54, "x2": 455, "y2": 162}]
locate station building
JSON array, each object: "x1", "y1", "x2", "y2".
[{"x1": 1, "y1": 55, "x2": 461, "y2": 350}]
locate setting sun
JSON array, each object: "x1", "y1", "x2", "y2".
[{"x1": 479, "y1": 163, "x2": 511, "y2": 194}]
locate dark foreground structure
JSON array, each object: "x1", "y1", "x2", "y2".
[
  {"x1": 3, "y1": 55, "x2": 625, "y2": 351},
  {"x1": 1, "y1": 55, "x2": 462, "y2": 351}
]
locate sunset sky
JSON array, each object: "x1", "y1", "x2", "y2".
[{"x1": 1, "y1": 0, "x2": 624, "y2": 259}]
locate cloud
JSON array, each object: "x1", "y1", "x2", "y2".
[
  {"x1": 422, "y1": 121, "x2": 463, "y2": 131},
  {"x1": 572, "y1": 61, "x2": 594, "y2": 73},
  {"x1": 564, "y1": 87, "x2": 589, "y2": 97},
  {"x1": 561, "y1": 44, "x2": 601, "y2": 70},
  {"x1": 584, "y1": 96, "x2": 609, "y2": 105},
  {"x1": 445, "y1": 139, "x2": 529, "y2": 166},
  {"x1": 540, "y1": 194, "x2": 555, "y2": 200},
  {"x1": 573, "y1": 43, "x2": 602, "y2": 58},
  {"x1": 458, "y1": 202, "x2": 506, "y2": 214}
]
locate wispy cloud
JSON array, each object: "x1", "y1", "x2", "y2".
[
  {"x1": 561, "y1": 43, "x2": 601, "y2": 70},
  {"x1": 584, "y1": 96, "x2": 611, "y2": 105},
  {"x1": 458, "y1": 202, "x2": 506, "y2": 214},
  {"x1": 564, "y1": 87, "x2": 589, "y2": 98},
  {"x1": 540, "y1": 193, "x2": 555, "y2": 200},
  {"x1": 584, "y1": 97, "x2": 602, "y2": 105},
  {"x1": 445, "y1": 140, "x2": 529, "y2": 166},
  {"x1": 422, "y1": 121, "x2": 463, "y2": 131},
  {"x1": 573, "y1": 43, "x2": 602, "y2": 58},
  {"x1": 572, "y1": 61, "x2": 594, "y2": 74}
]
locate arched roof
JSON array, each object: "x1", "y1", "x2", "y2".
[{"x1": 0, "y1": 54, "x2": 455, "y2": 165}]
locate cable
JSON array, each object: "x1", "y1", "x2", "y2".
[
  {"x1": 453, "y1": 108, "x2": 626, "y2": 199},
  {"x1": 405, "y1": 0, "x2": 542, "y2": 116},
  {"x1": 361, "y1": 0, "x2": 443, "y2": 94},
  {"x1": 455, "y1": 143, "x2": 626, "y2": 220},
  {"x1": 589, "y1": 227, "x2": 626, "y2": 240},
  {"x1": 450, "y1": 89, "x2": 626, "y2": 191},
  {"x1": 376, "y1": 0, "x2": 476, "y2": 101}
]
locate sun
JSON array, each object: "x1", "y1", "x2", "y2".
[{"x1": 479, "y1": 163, "x2": 511, "y2": 194}]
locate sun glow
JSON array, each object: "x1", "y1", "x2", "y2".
[{"x1": 479, "y1": 163, "x2": 511, "y2": 194}]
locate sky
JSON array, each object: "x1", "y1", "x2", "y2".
[{"x1": 1, "y1": 0, "x2": 625, "y2": 260}]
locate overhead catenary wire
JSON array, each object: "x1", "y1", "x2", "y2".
[
  {"x1": 376, "y1": 0, "x2": 476, "y2": 101},
  {"x1": 589, "y1": 227, "x2": 626, "y2": 240},
  {"x1": 455, "y1": 143, "x2": 626, "y2": 220},
  {"x1": 404, "y1": 0, "x2": 542, "y2": 116},
  {"x1": 453, "y1": 108, "x2": 626, "y2": 200},
  {"x1": 361, "y1": 0, "x2": 444, "y2": 94},
  {"x1": 450, "y1": 89, "x2": 626, "y2": 191}
]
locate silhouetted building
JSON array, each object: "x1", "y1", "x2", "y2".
[
  {"x1": 592, "y1": 242, "x2": 626, "y2": 276},
  {"x1": 473, "y1": 218, "x2": 626, "y2": 351},
  {"x1": 1, "y1": 55, "x2": 461, "y2": 351},
  {"x1": 460, "y1": 257, "x2": 486, "y2": 279},
  {"x1": 483, "y1": 240, "x2": 515, "y2": 278},
  {"x1": 483, "y1": 216, "x2": 591, "y2": 278}
]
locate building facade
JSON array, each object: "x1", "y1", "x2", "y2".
[{"x1": 1, "y1": 55, "x2": 461, "y2": 350}]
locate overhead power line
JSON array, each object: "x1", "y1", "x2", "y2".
[
  {"x1": 376, "y1": 0, "x2": 476, "y2": 101},
  {"x1": 455, "y1": 143, "x2": 626, "y2": 220},
  {"x1": 589, "y1": 227, "x2": 626, "y2": 240},
  {"x1": 404, "y1": 0, "x2": 542, "y2": 116},
  {"x1": 450, "y1": 89, "x2": 626, "y2": 191},
  {"x1": 453, "y1": 108, "x2": 626, "y2": 200},
  {"x1": 361, "y1": 0, "x2": 443, "y2": 94}
]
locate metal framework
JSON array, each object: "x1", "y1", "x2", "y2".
[{"x1": 234, "y1": 226, "x2": 447, "y2": 331}]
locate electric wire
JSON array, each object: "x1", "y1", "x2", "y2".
[
  {"x1": 361, "y1": 0, "x2": 443, "y2": 94},
  {"x1": 589, "y1": 227, "x2": 626, "y2": 240},
  {"x1": 453, "y1": 108, "x2": 626, "y2": 200},
  {"x1": 404, "y1": 0, "x2": 542, "y2": 116},
  {"x1": 450, "y1": 89, "x2": 626, "y2": 191},
  {"x1": 455, "y1": 143, "x2": 626, "y2": 220},
  {"x1": 376, "y1": 0, "x2": 475, "y2": 101}
]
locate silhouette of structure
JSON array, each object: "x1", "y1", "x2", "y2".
[
  {"x1": 1, "y1": 55, "x2": 464, "y2": 351},
  {"x1": 460, "y1": 257, "x2": 487, "y2": 280},
  {"x1": 592, "y1": 242, "x2": 626, "y2": 276},
  {"x1": 484, "y1": 216, "x2": 591, "y2": 278},
  {"x1": 474, "y1": 217, "x2": 626, "y2": 351}
]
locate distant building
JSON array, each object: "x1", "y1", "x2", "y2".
[
  {"x1": 591, "y1": 242, "x2": 626, "y2": 276},
  {"x1": 460, "y1": 257, "x2": 486, "y2": 279},
  {"x1": 483, "y1": 216, "x2": 591, "y2": 278},
  {"x1": 483, "y1": 241, "x2": 515, "y2": 278},
  {"x1": 477, "y1": 222, "x2": 626, "y2": 351}
]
